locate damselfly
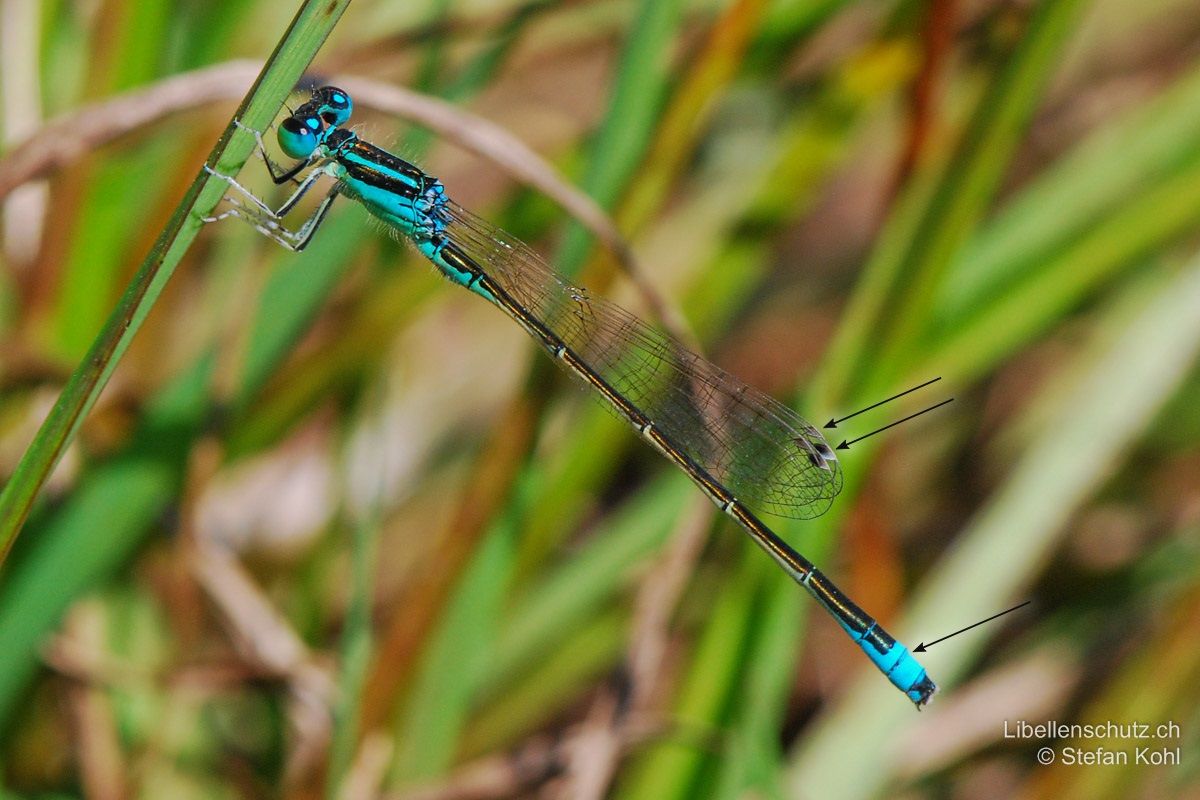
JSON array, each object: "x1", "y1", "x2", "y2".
[{"x1": 203, "y1": 86, "x2": 936, "y2": 707}]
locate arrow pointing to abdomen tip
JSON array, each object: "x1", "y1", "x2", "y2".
[
  {"x1": 825, "y1": 377, "x2": 941, "y2": 429},
  {"x1": 914, "y1": 600, "x2": 1031, "y2": 652}
]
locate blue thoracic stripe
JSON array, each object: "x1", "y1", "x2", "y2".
[
  {"x1": 356, "y1": 141, "x2": 425, "y2": 185},
  {"x1": 340, "y1": 152, "x2": 423, "y2": 197},
  {"x1": 342, "y1": 141, "x2": 425, "y2": 192},
  {"x1": 224, "y1": 85, "x2": 937, "y2": 709}
]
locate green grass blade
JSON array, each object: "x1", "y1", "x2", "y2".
[
  {"x1": 388, "y1": 518, "x2": 514, "y2": 785},
  {"x1": 236, "y1": 213, "x2": 373, "y2": 406},
  {"x1": 0, "y1": 356, "x2": 214, "y2": 729},
  {"x1": 815, "y1": 0, "x2": 1089, "y2": 407},
  {"x1": 923, "y1": 153, "x2": 1200, "y2": 382},
  {"x1": 0, "y1": 152, "x2": 365, "y2": 737},
  {"x1": 327, "y1": 511, "x2": 381, "y2": 799},
  {"x1": 616, "y1": 549, "x2": 761, "y2": 800},
  {"x1": 939, "y1": 59, "x2": 1200, "y2": 322},
  {"x1": 554, "y1": 0, "x2": 688, "y2": 275},
  {"x1": 0, "y1": 0, "x2": 352, "y2": 570},
  {"x1": 482, "y1": 474, "x2": 693, "y2": 699},
  {"x1": 462, "y1": 609, "x2": 629, "y2": 759}
]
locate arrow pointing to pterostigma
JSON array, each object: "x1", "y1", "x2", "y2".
[
  {"x1": 835, "y1": 397, "x2": 954, "y2": 450},
  {"x1": 913, "y1": 600, "x2": 1031, "y2": 652},
  {"x1": 825, "y1": 377, "x2": 942, "y2": 429}
]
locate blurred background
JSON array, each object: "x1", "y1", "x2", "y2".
[{"x1": 2, "y1": 0, "x2": 1200, "y2": 797}]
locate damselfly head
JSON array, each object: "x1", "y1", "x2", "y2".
[{"x1": 277, "y1": 87, "x2": 354, "y2": 159}]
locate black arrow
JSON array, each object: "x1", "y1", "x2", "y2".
[
  {"x1": 835, "y1": 397, "x2": 954, "y2": 450},
  {"x1": 825, "y1": 377, "x2": 942, "y2": 429},
  {"x1": 913, "y1": 600, "x2": 1031, "y2": 652}
]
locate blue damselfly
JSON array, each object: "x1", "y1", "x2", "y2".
[{"x1": 204, "y1": 86, "x2": 936, "y2": 707}]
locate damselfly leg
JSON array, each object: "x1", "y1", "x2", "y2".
[{"x1": 202, "y1": 162, "x2": 340, "y2": 253}]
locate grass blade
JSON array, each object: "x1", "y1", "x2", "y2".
[
  {"x1": 554, "y1": 0, "x2": 688, "y2": 275},
  {"x1": 0, "y1": 0, "x2": 352, "y2": 569},
  {"x1": 815, "y1": 0, "x2": 1089, "y2": 407}
]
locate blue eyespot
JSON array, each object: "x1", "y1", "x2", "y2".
[
  {"x1": 278, "y1": 116, "x2": 318, "y2": 159},
  {"x1": 315, "y1": 85, "x2": 353, "y2": 127}
]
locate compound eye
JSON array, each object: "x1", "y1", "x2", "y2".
[{"x1": 278, "y1": 116, "x2": 318, "y2": 159}]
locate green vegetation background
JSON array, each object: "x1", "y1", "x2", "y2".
[{"x1": 1, "y1": 0, "x2": 1198, "y2": 797}]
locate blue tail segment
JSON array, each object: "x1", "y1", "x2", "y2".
[
  {"x1": 853, "y1": 630, "x2": 936, "y2": 707},
  {"x1": 804, "y1": 568, "x2": 937, "y2": 707}
]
